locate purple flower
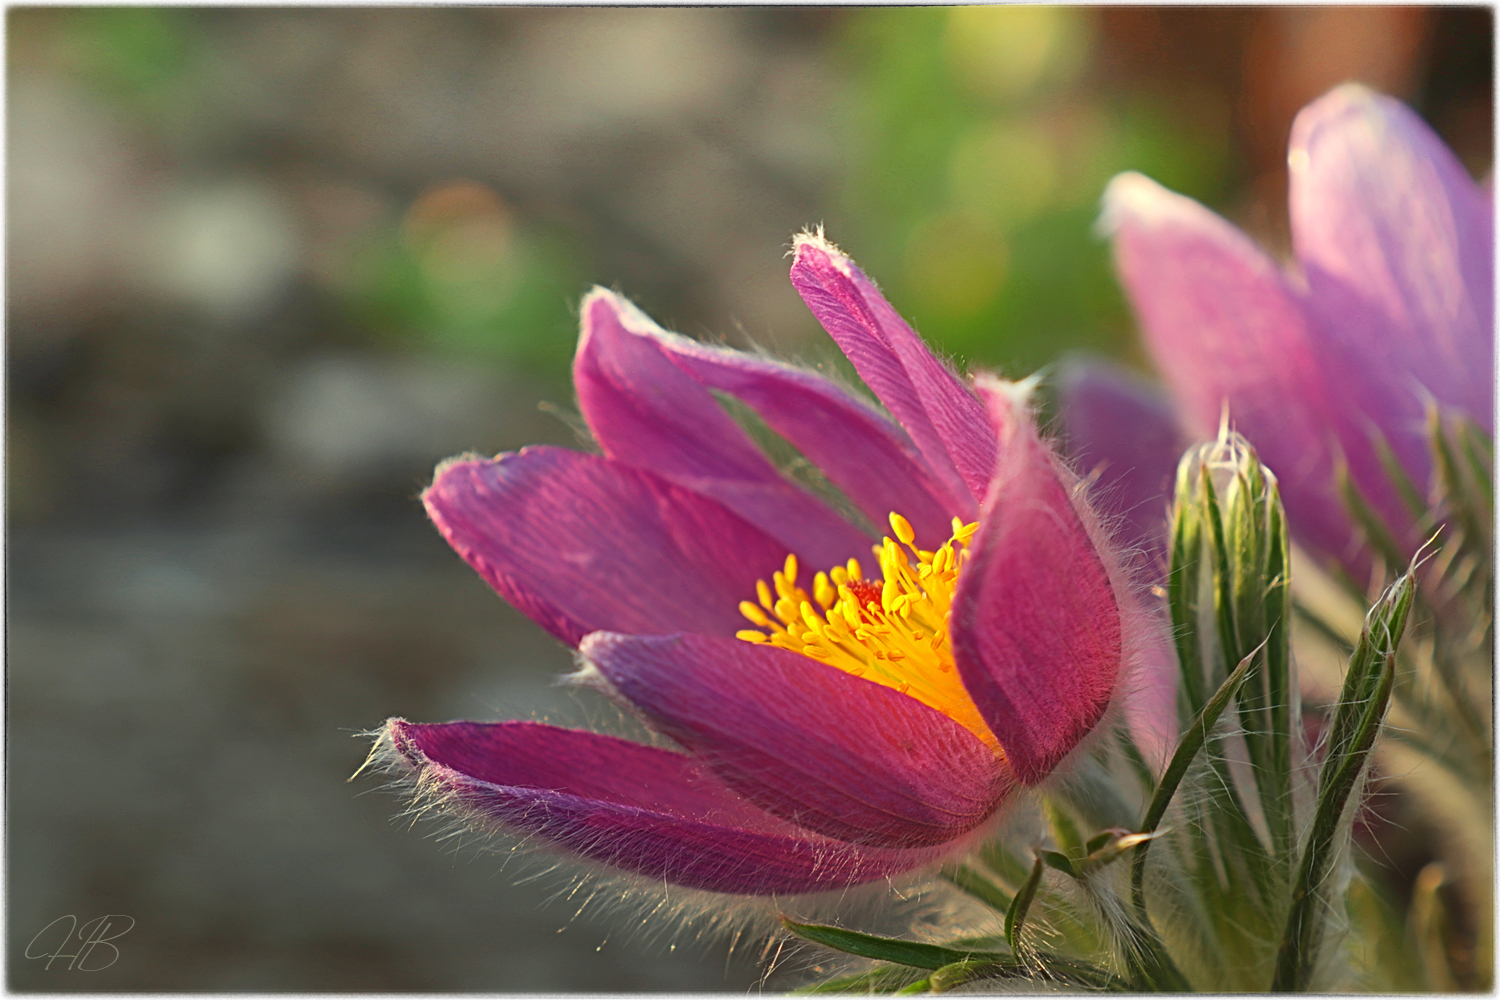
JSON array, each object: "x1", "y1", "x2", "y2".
[
  {"x1": 374, "y1": 233, "x2": 1143, "y2": 896},
  {"x1": 1096, "y1": 84, "x2": 1492, "y2": 578}
]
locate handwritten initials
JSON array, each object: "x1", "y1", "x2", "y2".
[{"x1": 25, "y1": 915, "x2": 135, "y2": 971}]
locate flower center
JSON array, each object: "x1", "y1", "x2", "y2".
[{"x1": 736, "y1": 512, "x2": 997, "y2": 747}]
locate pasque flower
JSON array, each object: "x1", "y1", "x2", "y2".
[
  {"x1": 1091, "y1": 84, "x2": 1492, "y2": 578},
  {"x1": 374, "y1": 233, "x2": 1141, "y2": 895}
]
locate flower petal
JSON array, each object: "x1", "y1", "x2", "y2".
[
  {"x1": 575, "y1": 289, "x2": 871, "y2": 569},
  {"x1": 583, "y1": 290, "x2": 959, "y2": 545},
  {"x1": 582, "y1": 632, "x2": 1009, "y2": 849},
  {"x1": 951, "y1": 378, "x2": 1121, "y2": 785},
  {"x1": 1103, "y1": 171, "x2": 1362, "y2": 567},
  {"x1": 383, "y1": 719, "x2": 937, "y2": 894},
  {"x1": 1290, "y1": 84, "x2": 1493, "y2": 434},
  {"x1": 423, "y1": 447, "x2": 787, "y2": 645},
  {"x1": 1056, "y1": 359, "x2": 1184, "y2": 573},
  {"x1": 790, "y1": 233, "x2": 995, "y2": 517}
]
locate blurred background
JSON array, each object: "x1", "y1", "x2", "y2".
[{"x1": 7, "y1": 7, "x2": 1492, "y2": 991}]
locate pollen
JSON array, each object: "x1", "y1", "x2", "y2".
[{"x1": 736, "y1": 512, "x2": 997, "y2": 748}]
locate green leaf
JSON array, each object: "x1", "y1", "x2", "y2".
[
  {"x1": 928, "y1": 959, "x2": 990, "y2": 993},
  {"x1": 1040, "y1": 850, "x2": 1078, "y2": 878},
  {"x1": 795, "y1": 966, "x2": 924, "y2": 994},
  {"x1": 1004, "y1": 854, "x2": 1045, "y2": 950},
  {"x1": 782, "y1": 920, "x2": 1006, "y2": 971},
  {"x1": 1131, "y1": 636, "x2": 1264, "y2": 917},
  {"x1": 1040, "y1": 796, "x2": 1084, "y2": 857},
  {"x1": 939, "y1": 863, "x2": 1013, "y2": 913},
  {"x1": 1271, "y1": 566, "x2": 1416, "y2": 991},
  {"x1": 926, "y1": 957, "x2": 1132, "y2": 993},
  {"x1": 1455, "y1": 416, "x2": 1493, "y2": 509},
  {"x1": 1336, "y1": 459, "x2": 1408, "y2": 574},
  {"x1": 1371, "y1": 427, "x2": 1431, "y2": 519}
]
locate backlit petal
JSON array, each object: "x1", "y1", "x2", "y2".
[
  {"x1": 790, "y1": 233, "x2": 995, "y2": 517},
  {"x1": 1104, "y1": 171, "x2": 1364, "y2": 568},
  {"x1": 582, "y1": 632, "x2": 1009, "y2": 849},
  {"x1": 1057, "y1": 358, "x2": 1184, "y2": 573},
  {"x1": 576, "y1": 289, "x2": 870, "y2": 569},
  {"x1": 383, "y1": 719, "x2": 937, "y2": 894},
  {"x1": 951, "y1": 378, "x2": 1121, "y2": 784},
  {"x1": 423, "y1": 447, "x2": 787, "y2": 645},
  {"x1": 605, "y1": 299, "x2": 960, "y2": 545},
  {"x1": 1290, "y1": 84, "x2": 1493, "y2": 435}
]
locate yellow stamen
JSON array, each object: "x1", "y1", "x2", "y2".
[
  {"x1": 889, "y1": 512, "x2": 916, "y2": 547},
  {"x1": 814, "y1": 571, "x2": 836, "y2": 610},
  {"x1": 736, "y1": 512, "x2": 995, "y2": 748}
]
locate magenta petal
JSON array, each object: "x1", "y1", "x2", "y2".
[
  {"x1": 1056, "y1": 359, "x2": 1184, "y2": 574},
  {"x1": 611, "y1": 302, "x2": 959, "y2": 546},
  {"x1": 582, "y1": 632, "x2": 1009, "y2": 849},
  {"x1": 790, "y1": 234, "x2": 995, "y2": 517},
  {"x1": 385, "y1": 720, "x2": 936, "y2": 894},
  {"x1": 576, "y1": 290, "x2": 871, "y2": 569},
  {"x1": 1290, "y1": 84, "x2": 1494, "y2": 434},
  {"x1": 423, "y1": 447, "x2": 787, "y2": 646},
  {"x1": 951, "y1": 379, "x2": 1122, "y2": 785},
  {"x1": 1104, "y1": 172, "x2": 1363, "y2": 567}
]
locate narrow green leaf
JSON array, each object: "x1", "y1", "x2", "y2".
[
  {"x1": 1040, "y1": 850, "x2": 1078, "y2": 878},
  {"x1": 939, "y1": 863, "x2": 1012, "y2": 913},
  {"x1": 1040, "y1": 796, "x2": 1084, "y2": 856},
  {"x1": 1262, "y1": 482, "x2": 1294, "y2": 858},
  {"x1": 1131, "y1": 637, "x2": 1264, "y2": 917},
  {"x1": 1371, "y1": 427, "x2": 1431, "y2": 518},
  {"x1": 1455, "y1": 416, "x2": 1493, "y2": 509},
  {"x1": 977, "y1": 840, "x2": 1031, "y2": 890},
  {"x1": 1119, "y1": 731, "x2": 1157, "y2": 790},
  {"x1": 1336, "y1": 460, "x2": 1407, "y2": 573},
  {"x1": 929, "y1": 959, "x2": 990, "y2": 993},
  {"x1": 1119, "y1": 913, "x2": 1194, "y2": 992},
  {"x1": 926, "y1": 957, "x2": 1132, "y2": 993},
  {"x1": 781, "y1": 920, "x2": 1004, "y2": 971},
  {"x1": 1271, "y1": 567, "x2": 1416, "y2": 992},
  {"x1": 1004, "y1": 855, "x2": 1045, "y2": 950},
  {"x1": 794, "y1": 966, "x2": 922, "y2": 995},
  {"x1": 1430, "y1": 407, "x2": 1490, "y2": 557},
  {"x1": 892, "y1": 978, "x2": 931, "y2": 995}
]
